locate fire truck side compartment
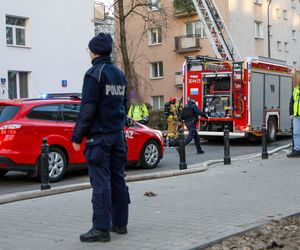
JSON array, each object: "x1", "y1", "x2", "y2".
[
  {"x1": 251, "y1": 71, "x2": 292, "y2": 132},
  {"x1": 280, "y1": 76, "x2": 293, "y2": 131},
  {"x1": 251, "y1": 72, "x2": 264, "y2": 129}
]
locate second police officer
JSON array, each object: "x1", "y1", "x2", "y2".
[{"x1": 71, "y1": 33, "x2": 130, "y2": 243}]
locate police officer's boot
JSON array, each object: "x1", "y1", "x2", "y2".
[
  {"x1": 80, "y1": 229, "x2": 110, "y2": 242},
  {"x1": 111, "y1": 225, "x2": 128, "y2": 234}
]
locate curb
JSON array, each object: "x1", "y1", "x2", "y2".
[{"x1": 0, "y1": 143, "x2": 291, "y2": 205}]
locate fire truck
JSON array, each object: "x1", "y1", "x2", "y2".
[
  {"x1": 183, "y1": 56, "x2": 293, "y2": 141},
  {"x1": 181, "y1": 0, "x2": 294, "y2": 141}
]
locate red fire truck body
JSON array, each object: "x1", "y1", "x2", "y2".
[{"x1": 183, "y1": 56, "x2": 293, "y2": 141}]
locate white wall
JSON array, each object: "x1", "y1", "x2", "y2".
[
  {"x1": 0, "y1": 0, "x2": 95, "y2": 99},
  {"x1": 227, "y1": 0, "x2": 300, "y2": 69}
]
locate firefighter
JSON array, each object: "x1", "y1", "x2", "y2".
[
  {"x1": 181, "y1": 99, "x2": 208, "y2": 154},
  {"x1": 128, "y1": 102, "x2": 149, "y2": 125},
  {"x1": 166, "y1": 96, "x2": 179, "y2": 143},
  {"x1": 71, "y1": 33, "x2": 129, "y2": 242},
  {"x1": 287, "y1": 71, "x2": 300, "y2": 158}
]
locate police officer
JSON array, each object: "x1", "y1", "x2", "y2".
[
  {"x1": 287, "y1": 71, "x2": 300, "y2": 158},
  {"x1": 181, "y1": 99, "x2": 208, "y2": 154},
  {"x1": 71, "y1": 33, "x2": 129, "y2": 242}
]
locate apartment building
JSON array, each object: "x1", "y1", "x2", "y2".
[
  {"x1": 119, "y1": 0, "x2": 300, "y2": 109},
  {"x1": 0, "y1": 0, "x2": 95, "y2": 100}
]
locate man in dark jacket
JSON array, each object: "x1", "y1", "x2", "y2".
[
  {"x1": 71, "y1": 33, "x2": 129, "y2": 242},
  {"x1": 287, "y1": 71, "x2": 300, "y2": 158},
  {"x1": 181, "y1": 99, "x2": 208, "y2": 154}
]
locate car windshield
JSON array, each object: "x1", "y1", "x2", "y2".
[{"x1": 0, "y1": 105, "x2": 20, "y2": 122}]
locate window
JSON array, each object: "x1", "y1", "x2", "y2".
[
  {"x1": 149, "y1": 0, "x2": 161, "y2": 11},
  {"x1": 292, "y1": 30, "x2": 296, "y2": 40},
  {"x1": 277, "y1": 41, "x2": 282, "y2": 51},
  {"x1": 284, "y1": 42, "x2": 289, "y2": 52},
  {"x1": 276, "y1": 8, "x2": 281, "y2": 18},
  {"x1": 152, "y1": 96, "x2": 164, "y2": 110},
  {"x1": 185, "y1": 21, "x2": 207, "y2": 38},
  {"x1": 293, "y1": 61, "x2": 297, "y2": 68},
  {"x1": 27, "y1": 105, "x2": 59, "y2": 121},
  {"x1": 61, "y1": 104, "x2": 80, "y2": 122},
  {"x1": 148, "y1": 28, "x2": 162, "y2": 45},
  {"x1": 254, "y1": 21, "x2": 263, "y2": 39},
  {"x1": 291, "y1": 0, "x2": 296, "y2": 8},
  {"x1": 253, "y1": 0, "x2": 263, "y2": 4},
  {"x1": 7, "y1": 71, "x2": 29, "y2": 99},
  {"x1": 150, "y1": 62, "x2": 163, "y2": 79},
  {"x1": 0, "y1": 105, "x2": 20, "y2": 122},
  {"x1": 6, "y1": 16, "x2": 27, "y2": 46},
  {"x1": 283, "y1": 10, "x2": 288, "y2": 20}
]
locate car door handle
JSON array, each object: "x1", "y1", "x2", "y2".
[{"x1": 64, "y1": 129, "x2": 73, "y2": 132}]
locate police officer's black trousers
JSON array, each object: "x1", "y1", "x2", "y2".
[
  {"x1": 85, "y1": 132, "x2": 129, "y2": 231},
  {"x1": 184, "y1": 122, "x2": 202, "y2": 153}
]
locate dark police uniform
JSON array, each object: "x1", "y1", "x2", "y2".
[
  {"x1": 182, "y1": 100, "x2": 208, "y2": 154},
  {"x1": 72, "y1": 55, "x2": 129, "y2": 233}
]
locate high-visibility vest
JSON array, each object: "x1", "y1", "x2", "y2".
[
  {"x1": 293, "y1": 87, "x2": 300, "y2": 116},
  {"x1": 128, "y1": 104, "x2": 149, "y2": 121}
]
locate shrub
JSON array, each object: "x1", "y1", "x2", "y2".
[
  {"x1": 148, "y1": 109, "x2": 167, "y2": 131},
  {"x1": 173, "y1": 0, "x2": 196, "y2": 13}
]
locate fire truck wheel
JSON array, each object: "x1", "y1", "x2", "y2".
[{"x1": 267, "y1": 116, "x2": 277, "y2": 142}]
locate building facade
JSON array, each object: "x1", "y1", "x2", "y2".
[
  {"x1": 119, "y1": 0, "x2": 300, "y2": 109},
  {"x1": 0, "y1": 0, "x2": 95, "y2": 100}
]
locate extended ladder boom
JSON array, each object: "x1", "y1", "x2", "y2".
[{"x1": 192, "y1": 0, "x2": 242, "y2": 61}]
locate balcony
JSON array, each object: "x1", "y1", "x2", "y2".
[
  {"x1": 173, "y1": 9, "x2": 197, "y2": 18},
  {"x1": 174, "y1": 35, "x2": 202, "y2": 53}
]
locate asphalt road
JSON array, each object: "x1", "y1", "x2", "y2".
[{"x1": 0, "y1": 136, "x2": 291, "y2": 195}]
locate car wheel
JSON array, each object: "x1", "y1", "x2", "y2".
[
  {"x1": 267, "y1": 117, "x2": 277, "y2": 142},
  {"x1": 39, "y1": 147, "x2": 67, "y2": 182},
  {"x1": 140, "y1": 140, "x2": 160, "y2": 169},
  {"x1": 0, "y1": 169, "x2": 8, "y2": 177}
]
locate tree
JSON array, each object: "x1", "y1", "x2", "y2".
[{"x1": 112, "y1": 0, "x2": 168, "y2": 102}]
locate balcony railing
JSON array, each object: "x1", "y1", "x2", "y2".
[
  {"x1": 174, "y1": 35, "x2": 202, "y2": 53},
  {"x1": 173, "y1": 9, "x2": 197, "y2": 18}
]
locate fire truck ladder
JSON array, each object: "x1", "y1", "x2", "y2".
[{"x1": 192, "y1": 0, "x2": 242, "y2": 61}]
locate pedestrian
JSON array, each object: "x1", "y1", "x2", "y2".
[
  {"x1": 181, "y1": 99, "x2": 208, "y2": 154},
  {"x1": 71, "y1": 33, "x2": 130, "y2": 242},
  {"x1": 287, "y1": 71, "x2": 300, "y2": 158}
]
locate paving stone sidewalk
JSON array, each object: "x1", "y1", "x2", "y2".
[{"x1": 0, "y1": 152, "x2": 300, "y2": 250}]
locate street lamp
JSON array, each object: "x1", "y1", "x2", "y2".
[{"x1": 267, "y1": 0, "x2": 272, "y2": 58}]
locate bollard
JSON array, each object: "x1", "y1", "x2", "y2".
[
  {"x1": 261, "y1": 126, "x2": 269, "y2": 160},
  {"x1": 40, "y1": 137, "x2": 51, "y2": 190},
  {"x1": 178, "y1": 129, "x2": 187, "y2": 170},
  {"x1": 223, "y1": 126, "x2": 231, "y2": 165}
]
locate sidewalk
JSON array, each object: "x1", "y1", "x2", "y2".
[{"x1": 0, "y1": 152, "x2": 300, "y2": 250}]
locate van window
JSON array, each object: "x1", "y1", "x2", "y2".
[
  {"x1": 0, "y1": 105, "x2": 20, "y2": 122},
  {"x1": 27, "y1": 105, "x2": 59, "y2": 121}
]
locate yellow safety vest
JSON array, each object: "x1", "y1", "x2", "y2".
[
  {"x1": 293, "y1": 87, "x2": 300, "y2": 116},
  {"x1": 128, "y1": 104, "x2": 149, "y2": 121}
]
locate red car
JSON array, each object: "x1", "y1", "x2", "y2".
[{"x1": 0, "y1": 98, "x2": 164, "y2": 182}]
